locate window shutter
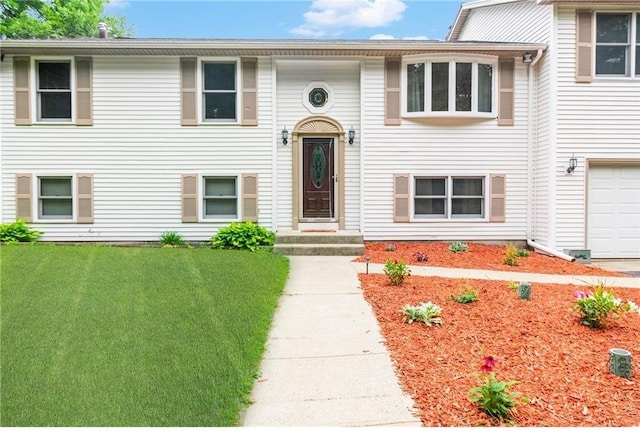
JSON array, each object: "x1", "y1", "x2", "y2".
[
  {"x1": 76, "y1": 173, "x2": 94, "y2": 223},
  {"x1": 242, "y1": 174, "x2": 258, "y2": 222},
  {"x1": 393, "y1": 174, "x2": 410, "y2": 223},
  {"x1": 182, "y1": 174, "x2": 198, "y2": 222},
  {"x1": 385, "y1": 58, "x2": 401, "y2": 126},
  {"x1": 497, "y1": 58, "x2": 515, "y2": 126},
  {"x1": 75, "y1": 57, "x2": 93, "y2": 126},
  {"x1": 489, "y1": 174, "x2": 506, "y2": 222},
  {"x1": 13, "y1": 56, "x2": 31, "y2": 126},
  {"x1": 180, "y1": 58, "x2": 198, "y2": 126},
  {"x1": 241, "y1": 58, "x2": 258, "y2": 126},
  {"x1": 16, "y1": 173, "x2": 33, "y2": 222},
  {"x1": 576, "y1": 11, "x2": 593, "y2": 83}
]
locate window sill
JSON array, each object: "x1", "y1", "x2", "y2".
[
  {"x1": 402, "y1": 112, "x2": 496, "y2": 121},
  {"x1": 35, "y1": 219, "x2": 74, "y2": 223}
]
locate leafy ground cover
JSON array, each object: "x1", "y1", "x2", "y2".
[{"x1": 0, "y1": 245, "x2": 289, "y2": 426}]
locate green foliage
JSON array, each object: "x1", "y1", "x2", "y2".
[
  {"x1": 401, "y1": 302, "x2": 443, "y2": 327},
  {"x1": 573, "y1": 283, "x2": 633, "y2": 328},
  {"x1": 1, "y1": 0, "x2": 134, "y2": 39},
  {"x1": 451, "y1": 284, "x2": 478, "y2": 304},
  {"x1": 383, "y1": 259, "x2": 409, "y2": 286},
  {"x1": 0, "y1": 220, "x2": 41, "y2": 243},
  {"x1": 470, "y1": 356, "x2": 526, "y2": 422},
  {"x1": 210, "y1": 221, "x2": 274, "y2": 252},
  {"x1": 515, "y1": 248, "x2": 530, "y2": 257},
  {"x1": 160, "y1": 231, "x2": 184, "y2": 247},
  {"x1": 448, "y1": 241, "x2": 468, "y2": 253},
  {"x1": 507, "y1": 281, "x2": 519, "y2": 291},
  {"x1": 503, "y1": 245, "x2": 519, "y2": 266}
]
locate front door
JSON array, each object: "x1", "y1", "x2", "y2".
[{"x1": 302, "y1": 138, "x2": 335, "y2": 219}]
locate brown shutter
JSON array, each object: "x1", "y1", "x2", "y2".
[
  {"x1": 182, "y1": 174, "x2": 198, "y2": 222},
  {"x1": 180, "y1": 58, "x2": 198, "y2": 126},
  {"x1": 489, "y1": 174, "x2": 506, "y2": 222},
  {"x1": 241, "y1": 58, "x2": 258, "y2": 126},
  {"x1": 75, "y1": 57, "x2": 93, "y2": 126},
  {"x1": 576, "y1": 11, "x2": 593, "y2": 83},
  {"x1": 393, "y1": 174, "x2": 410, "y2": 223},
  {"x1": 242, "y1": 174, "x2": 258, "y2": 222},
  {"x1": 13, "y1": 56, "x2": 31, "y2": 126},
  {"x1": 385, "y1": 58, "x2": 401, "y2": 126},
  {"x1": 16, "y1": 174, "x2": 33, "y2": 222},
  {"x1": 76, "y1": 174, "x2": 94, "y2": 223},
  {"x1": 497, "y1": 58, "x2": 515, "y2": 126}
]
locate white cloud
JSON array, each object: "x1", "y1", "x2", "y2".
[
  {"x1": 292, "y1": 0, "x2": 407, "y2": 38},
  {"x1": 370, "y1": 33, "x2": 395, "y2": 40}
]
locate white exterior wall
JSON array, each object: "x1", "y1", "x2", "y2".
[
  {"x1": 361, "y1": 58, "x2": 532, "y2": 241},
  {"x1": 0, "y1": 55, "x2": 275, "y2": 241},
  {"x1": 275, "y1": 60, "x2": 361, "y2": 231}
]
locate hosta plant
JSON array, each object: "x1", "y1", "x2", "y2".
[
  {"x1": 470, "y1": 356, "x2": 526, "y2": 423},
  {"x1": 383, "y1": 259, "x2": 409, "y2": 286},
  {"x1": 401, "y1": 302, "x2": 442, "y2": 327},
  {"x1": 210, "y1": 221, "x2": 274, "y2": 252},
  {"x1": 0, "y1": 220, "x2": 41, "y2": 244}
]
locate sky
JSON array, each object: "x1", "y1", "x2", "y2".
[{"x1": 105, "y1": 0, "x2": 465, "y2": 41}]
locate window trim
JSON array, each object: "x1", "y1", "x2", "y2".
[
  {"x1": 32, "y1": 57, "x2": 76, "y2": 123},
  {"x1": 36, "y1": 175, "x2": 75, "y2": 222},
  {"x1": 202, "y1": 174, "x2": 240, "y2": 221},
  {"x1": 594, "y1": 11, "x2": 639, "y2": 78},
  {"x1": 198, "y1": 57, "x2": 241, "y2": 124},
  {"x1": 411, "y1": 174, "x2": 487, "y2": 221},
  {"x1": 401, "y1": 54, "x2": 498, "y2": 118}
]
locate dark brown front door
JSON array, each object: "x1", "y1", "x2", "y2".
[{"x1": 302, "y1": 138, "x2": 334, "y2": 218}]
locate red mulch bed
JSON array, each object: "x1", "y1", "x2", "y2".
[
  {"x1": 355, "y1": 242, "x2": 626, "y2": 277},
  {"x1": 359, "y1": 274, "x2": 640, "y2": 426}
]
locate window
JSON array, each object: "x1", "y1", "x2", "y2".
[
  {"x1": 39, "y1": 177, "x2": 73, "y2": 220},
  {"x1": 37, "y1": 61, "x2": 72, "y2": 121},
  {"x1": 596, "y1": 13, "x2": 639, "y2": 76},
  {"x1": 202, "y1": 62, "x2": 237, "y2": 121},
  {"x1": 405, "y1": 57, "x2": 495, "y2": 116},
  {"x1": 414, "y1": 176, "x2": 485, "y2": 219},
  {"x1": 203, "y1": 177, "x2": 237, "y2": 219}
]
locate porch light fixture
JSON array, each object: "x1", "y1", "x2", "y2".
[
  {"x1": 348, "y1": 126, "x2": 356, "y2": 145},
  {"x1": 566, "y1": 154, "x2": 578, "y2": 174},
  {"x1": 282, "y1": 127, "x2": 289, "y2": 146},
  {"x1": 523, "y1": 52, "x2": 533, "y2": 64}
]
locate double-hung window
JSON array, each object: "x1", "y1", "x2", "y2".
[
  {"x1": 202, "y1": 61, "x2": 237, "y2": 121},
  {"x1": 596, "y1": 13, "x2": 639, "y2": 76},
  {"x1": 405, "y1": 56, "x2": 496, "y2": 117},
  {"x1": 36, "y1": 60, "x2": 72, "y2": 121},
  {"x1": 38, "y1": 177, "x2": 73, "y2": 220},
  {"x1": 203, "y1": 176, "x2": 237, "y2": 219},
  {"x1": 414, "y1": 176, "x2": 485, "y2": 219}
]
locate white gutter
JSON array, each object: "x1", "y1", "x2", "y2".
[{"x1": 527, "y1": 239, "x2": 575, "y2": 262}]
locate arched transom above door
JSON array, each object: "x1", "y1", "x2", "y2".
[{"x1": 294, "y1": 116, "x2": 343, "y2": 135}]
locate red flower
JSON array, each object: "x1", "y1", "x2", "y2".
[{"x1": 480, "y1": 356, "x2": 498, "y2": 373}]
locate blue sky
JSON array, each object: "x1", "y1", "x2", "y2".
[{"x1": 105, "y1": 0, "x2": 464, "y2": 40}]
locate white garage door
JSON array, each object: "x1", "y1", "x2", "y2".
[{"x1": 588, "y1": 164, "x2": 640, "y2": 259}]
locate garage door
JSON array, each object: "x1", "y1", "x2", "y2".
[{"x1": 588, "y1": 164, "x2": 640, "y2": 258}]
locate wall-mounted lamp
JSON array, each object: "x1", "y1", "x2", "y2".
[
  {"x1": 566, "y1": 154, "x2": 578, "y2": 174},
  {"x1": 348, "y1": 126, "x2": 356, "y2": 145},
  {"x1": 523, "y1": 52, "x2": 534, "y2": 64},
  {"x1": 282, "y1": 127, "x2": 289, "y2": 146}
]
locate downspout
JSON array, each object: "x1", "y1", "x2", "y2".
[
  {"x1": 526, "y1": 48, "x2": 544, "y2": 242},
  {"x1": 528, "y1": 239, "x2": 575, "y2": 262}
]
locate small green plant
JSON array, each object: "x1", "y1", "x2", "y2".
[
  {"x1": 0, "y1": 220, "x2": 41, "y2": 244},
  {"x1": 503, "y1": 245, "x2": 519, "y2": 266},
  {"x1": 383, "y1": 259, "x2": 410, "y2": 286},
  {"x1": 515, "y1": 248, "x2": 530, "y2": 258},
  {"x1": 448, "y1": 241, "x2": 468, "y2": 253},
  {"x1": 413, "y1": 252, "x2": 428, "y2": 262},
  {"x1": 573, "y1": 283, "x2": 637, "y2": 328},
  {"x1": 384, "y1": 243, "x2": 397, "y2": 252},
  {"x1": 470, "y1": 356, "x2": 526, "y2": 423},
  {"x1": 451, "y1": 284, "x2": 478, "y2": 304},
  {"x1": 160, "y1": 231, "x2": 184, "y2": 247},
  {"x1": 507, "y1": 281, "x2": 519, "y2": 291},
  {"x1": 210, "y1": 221, "x2": 275, "y2": 252},
  {"x1": 401, "y1": 302, "x2": 442, "y2": 327}
]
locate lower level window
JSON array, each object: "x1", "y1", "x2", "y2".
[
  {"x1": 415, "y1": 176, "x2": 484, "y2": 219},
  {"x1": 203, "y1": 176, "x2": 237, "y2": 219},
  {"x1": 39, "y1": 177, "x2": 72, "y2": 219}
]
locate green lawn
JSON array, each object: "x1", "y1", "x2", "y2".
[{"x1": 0, "y1": 244, "x2": 289, "y2": 426}]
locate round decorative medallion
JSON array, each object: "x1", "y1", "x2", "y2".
[{"x1": 309, "y1": 88, "x2": 328, "y2": 108}]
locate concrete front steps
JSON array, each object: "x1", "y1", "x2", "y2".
[{"x1": 273, "y1": 230, "x2": 365, "y2": 256}]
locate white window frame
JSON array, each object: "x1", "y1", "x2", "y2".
[
  {"x1": 36, "y1": 175, "x2": 75, "y2": 222},
  {"x1": 202, "y1": 175, "x2": 239, "y2": 221},
  {"x1": 32, "y1": 57, "x2": 75, "y2": 123},
  {"x1": 412, "y1": 175, "x2": 487, "y2": 221},
  {"x1": 198, "y1": 58, "x2": 240, "y2": 124},
  {"x1": 594, "y1": 12, "x2": 639, "y2": 77},
  {"x1": 402, "y1": 54, "x2": 498, "y2": 118}
]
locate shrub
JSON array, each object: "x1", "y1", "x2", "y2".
[
  {"x1": 503, "y1": 245, "x2": 519, "y2": 266},
  {"x1": 383, "y1": 259, "x2": 410, "y2": 286},
  {"x1": 160, "y1": 231, "x2": 184, "y2": 247},
  {"x1": 0, "y1": 220, "x2": 41, "y2": 244},
  {"x1": 470, "y1": 356, "x2": 526, "y2": 422},
  {"x1": 449, "y1": 241, "x2": 468, "y2": 253},
  {"x1": 210, "y1": 222, "x2": 274, "y2": 252},
  {"x1": 573, "y1": 283, "x2": 636, "y2": 328},
  {"x1": 413, "y1": 252, "x2": 428, "y2": 262},
  {"x1": 401, "y1": 302, "x2": 442, "y2": 327},
  {"x1": 451, "y1": 284, "x2": 478, "y2": 304}
]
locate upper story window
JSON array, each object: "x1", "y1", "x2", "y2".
[
  {"x1": 596, "y1": 13, "x2": 639, "y2": 76},
  {"x1": 36, "y1": 61, "x2": 72, "y2": 121},
  {"x1": 404, "y1": 56, "x2": 496, "y2": 117},
  {"x1": 202, "y1": 61, "x2": 237, "y2": 121}
]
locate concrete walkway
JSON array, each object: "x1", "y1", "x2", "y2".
[{"x1": 241, "y1": 257, "x2": 640, "y2": 427}]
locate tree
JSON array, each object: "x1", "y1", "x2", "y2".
[{"x1": 1, "y1": 0, "x2": 134, "y2": 39}]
